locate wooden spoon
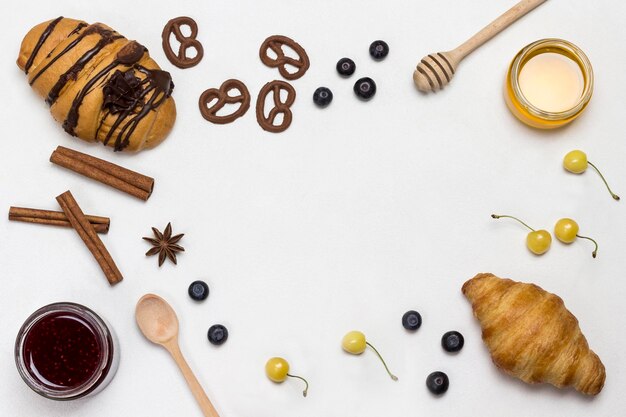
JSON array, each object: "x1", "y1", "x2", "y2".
[
  {"x1": 136, "y1": 294, "x2": 220, "y2": 417},
  {"x1": 413, "y1": 0, "x2": 548, "y2": 93}
]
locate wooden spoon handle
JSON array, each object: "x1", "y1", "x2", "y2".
[
  {"x1": 452, "y1": 0, "x2": 547, "y2": 60},
  {"x1": 166, "y1": 342, "x2": 220, "y2": 417}
]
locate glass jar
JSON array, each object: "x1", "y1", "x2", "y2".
[
  {"x1": 505, "y1": 38, "x2": 594, "y2": 129},
  {"x1": 15, "y1": 302, "x2": 119, "y2": 400}
]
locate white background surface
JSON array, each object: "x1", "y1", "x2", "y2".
[{"x1": 1, "y1": 0, "x2": 625, "y2": 416}]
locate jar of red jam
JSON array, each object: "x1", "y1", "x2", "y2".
[{"x1": 15, "y1": 302, "x2": 119, "y2": 400}]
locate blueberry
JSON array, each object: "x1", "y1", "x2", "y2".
[
  {"x1": 207, "y1": 324, "x2": 228, "y2": 345},
  {"x1": 369, "y1": 40, "x2": 389, "y2": 60},
  {"x1": 313, "y1": 87, "x2": 333, "y2": 107},
  {"x1": 426, "y1": 371, "x2": 449, "y2": 395},
  {"x1": 336, "y1": 57, "x2": 356, "y2": 77},
  {"x1": 353, "y1": 77, "x2": 376, "y2": 100},
  {"x1": 188, "y1": 280, "x2": 209, "y2": 301},
  {"x1": 441, "y1": 331, "x2": 464, "y2": 353},
  {"x1": 402, "y1": 310, "x2": 422, "y2": 331}
]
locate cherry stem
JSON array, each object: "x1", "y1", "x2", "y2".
[
  {"x1": 576, "y1": 234, "x2": 598, "y2": 258},
  {"x1": 491, "y1": 214, "x2": 535, "y2": 232},
  {"x1": 287, "y1": 374, "x2": 309, "y2": 397},
  {"x1": 588, "y1": 161, "x2": 620, "y2": 201},
  {"x1": 366, "y1": 342, "x2": 398, "y2": 381}
]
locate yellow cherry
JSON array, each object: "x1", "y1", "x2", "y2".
[
  {"x1": 342, "y1": 331, "x2": 398, "y2": 381},
  {"x1": 526, "y1": 230, "x2": 552, "y2": 255},
  {"x1": 492, "y1": 214, "x2": 551, "y2": 255},
  {"x1": 563, "y1": 150, "x2": 588, "y2": 174},
  {"x1": 563, "y1": 150, "x2": 620, "y2": 201},
  {"x1": 266, "y1": 357, "x2": 289, "y2": 382},
  {"x1": 342, "y1": 331, "x2": 366, "y2": 354},
  {"x1": 554, "y1": 218, "x2": 598, "y2": 258},
  {"x1": 554, "y1": 218, "x2": 579, "y2": 243},
  {"x1": 265, "y1": 357, "x2": 309, "y2": 397}
]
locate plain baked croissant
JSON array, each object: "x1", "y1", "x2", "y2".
[
  {"x1": 462, "y1": 273, "x2": 605, "y2": 395},
  {"x1": 17, "y1": 17, "x2": 176, "y2": 152}
]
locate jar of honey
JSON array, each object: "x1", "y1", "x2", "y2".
[
  {"x1": 15, "y1": 302, "x2": 119, "y2": 400},
  {"x1": 505, "y1": 39, "x2": 593, "y2": 129}
]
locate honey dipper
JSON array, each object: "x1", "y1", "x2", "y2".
[{"x1": 413, "y1": 0, "x2": 548, "y2": 93}]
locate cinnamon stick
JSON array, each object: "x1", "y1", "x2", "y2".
[
  {"x1": 56, "y1": 191, "x2": 123, "y2": 285},
  {"x1": 50, "y1": 146, "x2": 154, "y2": 200},
  {"x1": 9, "y1": 206, "x2": 110, "y2": 234}
]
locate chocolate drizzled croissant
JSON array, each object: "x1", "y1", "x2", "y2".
[
  {"x1": 17, "y1": 17, "x2": 176, "y2": 152},
  {"x1": 462, "y1": 273, "x2": 605, "y2": 395}
]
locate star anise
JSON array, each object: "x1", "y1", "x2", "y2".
[{"x1": 143, "y1": 223, "x2": 184, "y2": 266}]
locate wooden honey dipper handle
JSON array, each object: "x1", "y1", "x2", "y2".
[
  {"x1": 455, "y1": 0, "x2": 548, "y2": 59},
  {"x1": 414, "y1": 0, "x2": 548, "y2": 93}
]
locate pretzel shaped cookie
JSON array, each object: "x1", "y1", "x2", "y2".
[
  {"x1": 162, "y1": 16, "x2": 204, "y2": 69},
  {"x1": 256, "y1": 80, "x2": 296, "y2": 133},
  {"x1": 198, "y1": 79, "x2": 251, "y2": 124},
  {"x1": 259, "y1": 35, "x2": 310, "y2": 80}
]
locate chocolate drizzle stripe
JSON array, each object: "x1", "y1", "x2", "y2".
[
  {"x1": 29, "y1": 30, "x2": 89, "y2": 85},
  {"x1": 68, "y1": 22, "x2": 88, "y2": 37},
  {"x1": 46, "y1": 33, "x2": 122, "y2": 106},
  {"x1": 63, "y1": 61, "x2": 119, "y2": 136},
  {"x1": 95, "y1": 110, "x2": 110, "y2": 140},
  {"x1": 119, "y1": 88, "x2": 160, "y2": 148},
  {"x1": 29, "y1": 25, "x2": 107, "y2": 86},
  {"x1": 24, "y1": 16, "x2": 63, "y2": 74},
  {"x1": 44, "y1": 22, "x2": 88, "y2": 60}
]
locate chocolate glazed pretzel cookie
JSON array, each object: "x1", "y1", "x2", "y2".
[
  {"x1": 259, "y1": 35, "x2": 310, "y2": 80},
  {"x1": 199, "y1": 79, "x2": 251, "y2": 124},
  {"x1": 256, "y1": 80, "x2": 296, "y2": 133},
  {"x1": 162, "y1": 16, "x2": 204, "y2": 68}
]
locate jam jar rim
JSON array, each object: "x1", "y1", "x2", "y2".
[
  {"x1": 15, "y1": 302, "x2": 114, "y2": 401},
  {"x1": 508, "y1": 38, "x2": 594, "y2": 121}
]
